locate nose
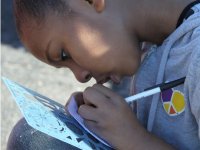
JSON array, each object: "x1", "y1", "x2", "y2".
[{"x1": 70, "y1": 65, "x2": 92, "y2": 83}]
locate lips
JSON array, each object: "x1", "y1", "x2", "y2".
[
  {"x1": 97, "y1": 77, "x2": 111, "y2": 84},
  {"x1": 97, "y1": 75, "x2": 121, "y2": 84}
]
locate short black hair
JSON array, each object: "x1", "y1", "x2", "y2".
[{"x1": 14, "y1": 0, "x2": 70, "y2": 36}]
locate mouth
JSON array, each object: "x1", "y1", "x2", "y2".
[
  {"x1": 97, "y1": 75, "x2": 121, "y2": 85},
  {"x1": 97, "y1": 77, "x2": 111, "y2": 84}
]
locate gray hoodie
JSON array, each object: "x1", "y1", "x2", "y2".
[{"x1": 131, "y1": 4, "x2": 200, "y2": 150}]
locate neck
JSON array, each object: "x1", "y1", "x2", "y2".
[{"x1": 122, "y1": 0, "x2": 194, "y2": 44}]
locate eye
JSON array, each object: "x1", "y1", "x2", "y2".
[{"x1": 60, "y1": 49, "x2": 71, "y2": 61}]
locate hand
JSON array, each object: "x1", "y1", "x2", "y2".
[
  {"x1": 66, "y1": 85, "x2": 174, "y2": 150},
  {"x1": 77, "y1": 84, "x2": 142, "y2": 149}
]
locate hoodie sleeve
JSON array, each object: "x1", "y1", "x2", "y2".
[{"x1": 185, "y1": 37, "x2": 200, "y2": 138}]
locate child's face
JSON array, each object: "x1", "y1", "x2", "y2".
[{"x1": 21, "y1": 5, "x2": 141, "y2": 84}]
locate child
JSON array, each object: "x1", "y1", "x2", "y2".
[{"x1": 8, "y1": 0, "x2": 200, "y2": 149}]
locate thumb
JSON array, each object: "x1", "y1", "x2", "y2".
[{"x1": 65, "y1": 92, "x2": 84, "y2": 108}]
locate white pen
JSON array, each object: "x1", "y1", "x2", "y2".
[{"x1": 125, "y1": 77, "x2": 186, "y2": 103}]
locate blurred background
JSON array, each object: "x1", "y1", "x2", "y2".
[{"x1": 1, "y1": 0, "x2": 131, "y2": 149}]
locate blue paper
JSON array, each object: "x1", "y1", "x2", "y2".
[{"x1": 2, "y1": 77, "x2": 112, "y2": 150}]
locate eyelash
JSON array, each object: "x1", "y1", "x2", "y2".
[{"x1": 61, "y1": 49, "x2": 71, "y2": 61}]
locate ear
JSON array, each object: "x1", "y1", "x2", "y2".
[{"x1": 86, "y1": 0, "x2": 105, "y2": 13}]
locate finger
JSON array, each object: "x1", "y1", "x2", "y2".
[
  {"x1": 78, "y1": 104, "x2": 100, "y2": 122},
  {"x1": 84, "y1": 120, "x2": 100, "y2": 135},
  {"x1": 92, "y1": 84, "x2": 121, "y2": 100},
  {"x1": 83, "y1": 87, "x2": 109, "y2": 107},
  {"x1": 73, "y1": 92, "x2": 85, "y2": 107},
  {"x1": 65, "y1": 92, "x2": 83, "y2": 107}
]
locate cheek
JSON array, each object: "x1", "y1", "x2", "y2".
[
  {"x1": 70, "y1": 39, "x2": 139, "y2": 75},
  {"x1": 72, "y1": 51, "x2": 129, "y2": 76},
  {"x1": 67, "y1": 19, "x2": 113, "y2": 59},
  {"x1": 74, "y1": 32, "x2": 110, "y2": 60},
  {"x1": 74, "y1": 54, "x2": 112, "y2": 73},
  {"x1": 67, "y1": 36, "x2": 114, "y2": 73},
  {"x1": 66, "y1": 20, "x2": 140, "y2": 75}
]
